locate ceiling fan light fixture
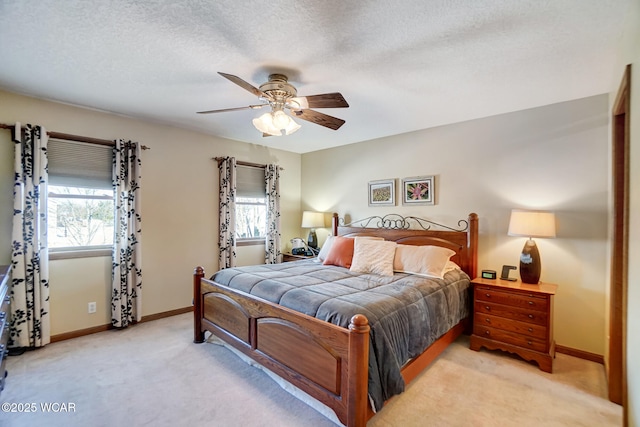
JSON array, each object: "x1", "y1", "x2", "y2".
[
  {"x1": 252, "y1": 112, "x2": 281, "y2": 136},
  {"x1": 252, "y1": 110, "x2": 301, "y2": 136},
  {"x1": 283, "y1": 117, "x2": 301, "y2": 135},
  {"x1": 202, "y1": 73, "x2": 348, "y2": 134}
]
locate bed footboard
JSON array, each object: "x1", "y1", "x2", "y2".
[{"x1": 193, "y1": 267, "x2": 371, "y2": 427}]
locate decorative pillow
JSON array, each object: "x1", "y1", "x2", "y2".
[
  {"x1": 317, "y1": 235, "x2": 335, "y2": 262},
  {"x1": 319, "y1": 235, "x2": 383, "y2": 263},
  {"x1": 393, "y1": 245, "x2": 456, "y2": 279},
  {"x1": 350, "y1": 239, "x2": 397, "y2": 276},
  {"x1": 322, "y1": 236, "x2": 356, "y2": 268}
]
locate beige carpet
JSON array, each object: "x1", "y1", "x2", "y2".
[{"x1": 2, "y1": 313, "x2": 621, "y2": 427}]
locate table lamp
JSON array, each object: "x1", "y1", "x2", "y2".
[
  {"x1": 508, "y1": 209, "x2": 556, "y2": 284},
  {"x1": 301, "y1": 211, "x2": 325, "y2": 250}
]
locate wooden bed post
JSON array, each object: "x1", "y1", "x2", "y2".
[
  {"x1": 347, "y1": 314, "x2": 370, "y2": 427},
  {"x1": 193, "y1": 266, "x2": 205, "y2": 343},
  {"x1": 467, "y1": 213, "x2": 479, "y2": 279},
  {"x1": 331, "y1": 212, "x2": 339, "y2": 236}
]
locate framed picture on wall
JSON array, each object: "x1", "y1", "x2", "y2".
[
  {"x1": 402, "y1": 175, "x2": 435, "y2": 205},
  {"x1": 368, "y1": 179, "x2": 396, "y2": 206}
]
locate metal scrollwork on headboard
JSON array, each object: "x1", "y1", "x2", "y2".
[{"x1": 338, "y1": 214, "x2": 469, "y2": 232}]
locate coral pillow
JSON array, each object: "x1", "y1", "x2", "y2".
[
  {"x1": 350, "y1": 239, "x2": 397, "y2": 276},
  {"x1": 393, "y1": 245, "x2": 456, "y2": 279},
  {"x1": 322, "y1": 236, "x2": 355, "y2": 268}
]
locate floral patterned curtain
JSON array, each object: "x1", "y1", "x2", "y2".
[
  {"x1": 218, "y1": 157, "x2": 237, "y2": 269},
  {"x1": 265, "y1": 164, "x2": 281, "y2": 264},
  {"x1": 10, "y1": 123, "x2": 50, "y2": 348},
  {"x1": 111, "y1": 139, "x2": 142, "y2": 328}
]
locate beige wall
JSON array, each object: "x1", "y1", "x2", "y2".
[
  {"x1": 0, "y1": 90, "x2": 302, "y2": 335},
  {"x1": 302, "y1": 95, "x2": 610, "y2": 355},
  {"x1": 614, "y1": 0, "x2": 640, "y2": 424}
]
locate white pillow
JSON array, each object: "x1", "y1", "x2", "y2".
[
  {"x1": 393, "y1": 245, "x2": 456, "y2": 279},
  {"x1": 443, "y1": 260, "x2": 461, "y2": 275},
  {"x1": 318, "y1": 235, "x2": 384, "y2": 262},
  {"x1": 317, "y1": 235, "x2": 335, "y2": 262},
  {"x1": 350, "y1": 239, "x2": 397, "y2": 276}
]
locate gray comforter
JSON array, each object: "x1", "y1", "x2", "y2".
[{"x1": 211, "y1": 259, "x2": 470, "y2": 411}]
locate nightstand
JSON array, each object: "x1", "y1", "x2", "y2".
[
  {"x1": 469, "y1": 277, "x2": 557, "y2": 373},
  {"x1": 282, "y1": 252, "x2": 315, "y2": 262}
]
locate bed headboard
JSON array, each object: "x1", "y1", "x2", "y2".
[{"x1": 332, "y1": 213, "x2": 478, "y2": 279}]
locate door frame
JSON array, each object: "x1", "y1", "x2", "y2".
[{"x1": 608, "y1": 64, "x2": 630, "y2": 424}]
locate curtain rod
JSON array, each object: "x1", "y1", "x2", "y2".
[
  {"x1": 213, "y1": 157, "x2": 284, "y2": 171},
  {"x1": 0, "y1": 123, "x2": 150, "y2": 150}
]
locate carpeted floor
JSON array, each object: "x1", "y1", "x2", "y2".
[{"x1": 2, "y1": 313, "x2": 622, "y2": 426}]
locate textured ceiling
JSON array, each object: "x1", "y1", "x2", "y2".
[{"x1": 0, "y1": 0, "x2": 631, "y2": 153}]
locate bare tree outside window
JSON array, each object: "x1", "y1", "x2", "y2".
[
  {"x1": 48, "y1": 186, "x2": 114, "y2": 248},
  {"x1": 236, "y1": 196, "x2": 266, "y2": 239}
]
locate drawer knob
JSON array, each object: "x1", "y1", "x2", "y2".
[
  {"x1": 528, "y1": 328, "x2": 533, "y2": 332},
  {"x1": 485, "y1": 293, "x2": 491, "y2": 297},
  {"x1": 528, "y1": 314, "x2": 534, "y2": 319},
  {"x1": 485, "y1": 330, "x2": 490, "y2": 336},
  {"x1": 527, "y1": 341, "x2": 533, "y2": 346},
  {"x1": 485, "y1": 306, "x2": 491, "y2": 311},
  {"x1": 485, "y1": 318, "x2": 491, "y2": 323},
  {"x1": 528, "y1": 301, "x2": 534, "y2": 305}
]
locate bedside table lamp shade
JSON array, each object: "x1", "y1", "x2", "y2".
[
  {"x1": 508, "y1": 210, "x2": 556, "y2": 284},
  {"x1": 301, "y1": 211, "x2": 325, "y2": 249}
]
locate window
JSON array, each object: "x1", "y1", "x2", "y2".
[
  {"x1": 48, "y1": 186, "x2": 114, "y2": 248},
  {"x1": 47, "y1": 139, "x2": 114, "y2": 256},
  {"x1": 236, "y1": 165, "x2": 266, "y2": 242}
]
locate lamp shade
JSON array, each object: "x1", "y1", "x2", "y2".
[
  {"x1": 301, "y1": 211, "x2": 325, "y2": 228},
  {"x1": 508, "y1": 210, "x2": 556, "y2": 238}
]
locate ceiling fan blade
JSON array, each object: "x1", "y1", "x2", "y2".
[
  {"x1": 197, "y1": 105, "x2": 266, "y2": 114},
  {"x1": 218, "y1": 72, "x2": 272, "y2": 100},
  {"x1": 291, "y1": 93, "x2": 349, "y2": 109},
  {"x1": 290, "y1": 109, "x2": 345, "y2": 130}
]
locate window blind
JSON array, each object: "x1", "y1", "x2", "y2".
[
  {"x1": 236, "y1": 165, "x2": 266, "y2": 198},
  {"x1": 48, "y1": 139, "x2": 113, "y2": 189}
]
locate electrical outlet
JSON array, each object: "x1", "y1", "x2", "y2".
[{"x1": 88, "y1": 302, "x2": 96, "y2": 314}]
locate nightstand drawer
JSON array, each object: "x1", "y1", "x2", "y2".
[
  {"x1": 474, "y1": 301, "x2": 548, "y2": 326},
  {"x1": 474, "y1": 325, "x2": 548, "y2": 353},
  {"x1": 475, "y1": 286, "x2": 548, "y2": 312},
  {"x1": 474, "y1": 313, "x2": 547, "y2": 339}
]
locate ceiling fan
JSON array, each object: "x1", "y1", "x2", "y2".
[{"x1": 197, "y1": 72, "x2": 349, "y2": 136}]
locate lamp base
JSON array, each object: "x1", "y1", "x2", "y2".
[
  {"x1": 307, "y1": 230, "x2": 318, "y2": 249},
  {"x1": 519, "y1": 239, "x2": 541, "y2": 284}
]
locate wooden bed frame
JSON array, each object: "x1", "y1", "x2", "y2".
[{"x1": 193, "y1": 212, "x2": 478, "y2": 427}]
